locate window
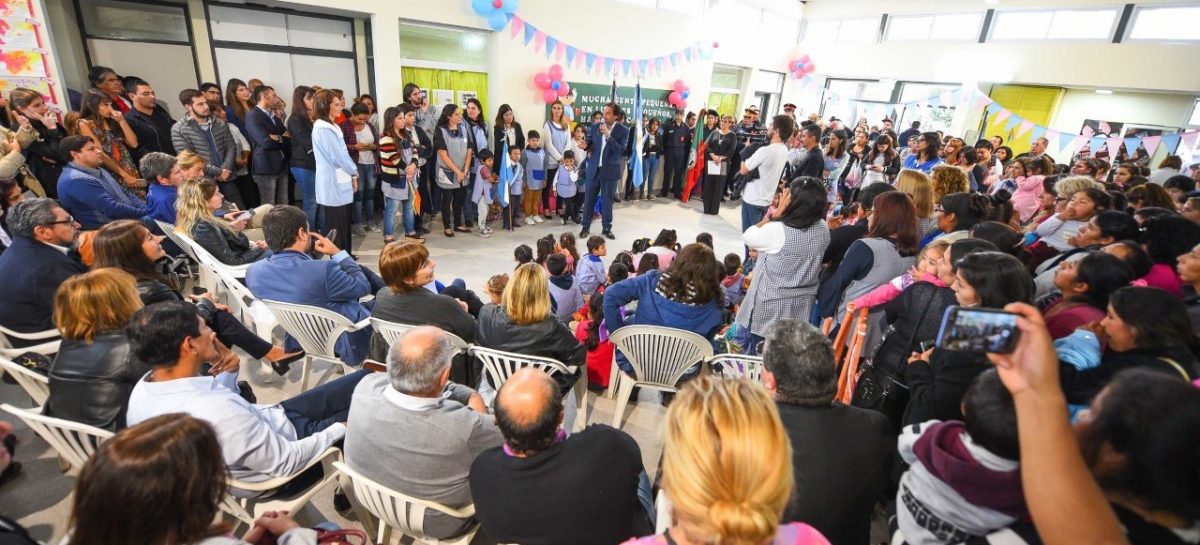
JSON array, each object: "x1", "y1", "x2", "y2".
[
  {"x1": 887, "y1": 13, "x2": 982, "y2": 41},
  {"x1": 1127, "y1": 5, "x2": 1200, "y2": 41},
  {"x1": 991, "y1": 9, "x2": 1118, "y2": 41},
  {"x1": 802, "y1": 17, "x2": 878, "y2": 42},
  {"x1": 398, "y1": 22, "x2": 489, "y2": 69},
  {"x1": 760, "y1": 15, "x2": 801, "y2": 44},
  {"x1": 711, "y1": 65, "x2": 744, "y2": 91},
  {"x1": 898, "y1": 83, "x2": 959, "y2": 133},
  {"x1": 820, "y1": 79, "x2": 895, "y2": 124},
  {"x1": 79, "y1": 0, "x2": 190, "y2": 42}
]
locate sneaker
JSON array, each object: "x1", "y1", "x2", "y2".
[
  {"x1": 352, "y1": 224, "x2": 367, "y2": 237},
  {"x1": 533, "y1": 216, "x2": 544, "y2": 224},
  {"x1": 525, "y1": 217, "x2": 536, "y2": 225},
  {"x1": 478, "y1": 228, "x2": 491, "y2": 238},
  {"x1": 579, "y1": 229, "x2": 590, "y2": 238},
  {"x1": 364, "y1": 224, "x2": 379, "y2": 233}
]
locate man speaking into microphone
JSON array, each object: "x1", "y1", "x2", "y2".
[{"x1": 580, "y1": 102, "x2": 628, "y2": 240}]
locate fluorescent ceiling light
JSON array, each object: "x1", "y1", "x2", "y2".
[{"x1": 1094, "y1": 89, "x2": 1113, "y2": 94}]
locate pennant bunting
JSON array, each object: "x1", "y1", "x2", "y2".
[
  {"x1": 533, "y1": 30, "x2": 546, "y2": 52},
  {"x1": 1162, "y1": 133, "x2": 1183, "y2": 154},
  {"x1": 510, "y1": 15, "x2": 523, "y2": 38},
  {"x1": 655, "y1": 57, "x2": 664, "y2": 74},
  {"x1": 1124, "y1": 136, "x2": 1143, "y2": 156},
  {"x1": 523, "y1": 23, "x2": 535, "y2": 46},
  {"x1": 670, "y1": 52, "x2": 679, "y2": 68},
  {"x1": 1142, "y1": 135, "x2": 1162, "y2": 156},
  {"x1": 585, "y1": 52, "x2": 595, "y2": 72},
  {"x1": 545, "y1": 35, "x2": 557, "y2": 56},
  {"x1": 1030, "y1": 125, "x2": 1046, "y2": 141},
  {"x1": 683, "y1": 47, "x2": 693, "y2": 62},
  {"x1": 622, "y1": 59, "x2": 632, "y2": 76},
  {"x1": 603, "y1": 57, "x2": 614, "y2": 74},
  {"x1": 995, "y1": 109, "x2": 1013, "y2": 125},
  {"x1": 1003, "y1": 115, "x2": 1021, "y2": 132},
  {"x1": 565, "y1": 45, "x2": 576, "y2": 65},
  {"x1": 1089, "y1": 136, "x2": 1105, "y2": 153},
  {"x1": 1106, "y1": 137, "x2": 1124, "y2": 157},
  {"x1": 1016, "y1": 120, "x2": 1034, "y2": 138},
  {"x1": 1182, "y1": 131, "x2": 1200, "y2": 152},
  {"x1": 637, "y1": 59, "x2": 648, "y2": 76}
]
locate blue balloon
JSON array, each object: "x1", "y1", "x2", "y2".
[
  {"x1": 472, "y1": 0, "x2": 492, "y2": 16},
  {"x1": 487, "y1": 10, "x2": 508, "y2": 31},
  {"x1": 682, "y1": 91, "x2": 689, "y2": 99},
  {"x1": 551, "y1": 80, "x2": 560, "y2": 90}
]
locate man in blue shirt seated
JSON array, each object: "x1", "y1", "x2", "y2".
[
  {"x1": 55, "y1": 135, "x2": 148, "y2": 230},
  {"x1": 246, "y1": 205, "x2": 385, "y2": 366},
  {"x1": 138, "y1": 151, "x2": 183, "y2": 225}
]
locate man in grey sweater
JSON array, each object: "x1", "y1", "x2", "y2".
[{"x1": 345, "y1": 326, "x2": 501, "y2": 540}]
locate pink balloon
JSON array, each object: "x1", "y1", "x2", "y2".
[
  {"x1": 799, "y1": 54, "x2": 810, "y2": 64},
  {"x1": 542, "y1": 89, "x2": 559, "y2": 104},
  {"x1": 669, "y1": 90, "x2": 682, "y2": 103},
  {"x1": 534, "y1": 73, "x2": 551, "y2": 90},
  {"x1": 804, "y1": 62, "x2": 815, "y2": 72},
  {"x1": 548, "y1": 64, "x2": 564, "y2": 81},
  {"x1": 673, "y1": 79, "x2": 685, "y2": 92},
  {"x1": 556, "y1": 81, "x2": 570, "y2": 97}
]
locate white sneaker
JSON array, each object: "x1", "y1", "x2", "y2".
[
  {"x1": 533, "y1": 215, "x2": 544, "y2": 223},
  {"x1": 525, "y1": 217, "x2": 536, "y2": 225},
  {"x1": 478, "y1": 228, "x2": 491, "y2": 238}
]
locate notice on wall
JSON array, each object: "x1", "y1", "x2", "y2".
[
  {"x1": 0, "y1": 0, "x2": 66, "y2": 110},
  {"x1": 458, "y1": 91, "x2": 477, "y2": 107},
  {"x1": 432, "y1": 89, "x2": 454, "y2": 108},
  {"x1": 548, "y1": 82, "x2": 675, "y2": 128}
]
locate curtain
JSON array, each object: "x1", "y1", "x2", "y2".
[
  {"x1": 984, "y1": 85, "x2": 1063, "y2": 156},
  {"x1": 399, "y1": 67, "x2": 489, "y2": 117},
  {"x1": 708, "y1": 92, "x2": 740, "y2": 117}
]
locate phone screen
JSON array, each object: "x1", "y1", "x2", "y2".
[
  {"x1": 326, "y1": 229, "x2": 338, "y2": 242},
  {"x1": 935, "y1": 306, "x2": 1020, "y2": 355}
]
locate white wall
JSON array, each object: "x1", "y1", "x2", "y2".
[
  {"x1": 1050, "y1": 89, "x2": 1195, "y2": 133},
  {"x1": 801, "y1": 0, "x2": 1200, "y2": 94}
]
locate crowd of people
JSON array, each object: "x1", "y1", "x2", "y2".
[{"x1": 1, "y1": 67, "x2": 1199, "y2": 545}]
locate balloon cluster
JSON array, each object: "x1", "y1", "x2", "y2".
[
  {"x1": 668, "y1": 79, "x2": 690, "y2": 110},
  {"x1": 790, "y1": 54, "x2": 815, "y2": 78},
  {"x1": 471, "y1": 0, "x2": 518, "y2": 31},
  {"x1": 533, "y1": 64, "x2": 571, "y2": 104}
]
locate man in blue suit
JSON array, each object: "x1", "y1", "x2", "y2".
[
  {"x1": 246, "y1": 205, "x2": 385, "y2": 367},
  {"x1": 580, "y1": 102, "x2": 629, "y2": 240},
  {"x1": 244, "y1": 85, "x2": 289, "y2": 205},
  {"x1": 0, "y1": 198, "x2": 88, "y2": 345}
]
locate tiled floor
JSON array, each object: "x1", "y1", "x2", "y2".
[{"x1": 0, "y1": 194, "x2": 751, "y2": 542}]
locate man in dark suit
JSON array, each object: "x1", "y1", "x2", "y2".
[
  {"x1": 0, "y1": 198, "x2": 88, "y2": 345},
  {"x1": 244, "y1": 85, "x2": 289, "y2": 206},
  {"x1": 580, "y1": 102, "x2": 629, "y2": 240},
  {"x1": 760, "y1": 319, "x2": 893, "y2": 545}
]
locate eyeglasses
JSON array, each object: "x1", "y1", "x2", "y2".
[{"x1": 42, "y1": 215, "x2": 75, "y2": 226}]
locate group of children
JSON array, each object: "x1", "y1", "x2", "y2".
[{"x1": 472, "y1": 126, "x2": 590, "y2": 237}]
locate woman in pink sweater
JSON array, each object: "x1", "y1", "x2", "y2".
[{"x1": 1009, "y1": 157, "x2": 1049, "y2": 222}]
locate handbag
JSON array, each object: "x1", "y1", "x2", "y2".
[
  {"x1": 850, "y1": 291, "x2": 938, "y2": 424},
  {"x1": 254, "y1": 528, "x2": 372, "y2": 545}
]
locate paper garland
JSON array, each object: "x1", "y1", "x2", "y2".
[
  {"x1": 796, "y1": 76, "x2": 1200, "y2": 158},
  {"x1": 508, "y1": 14, "x2": 708, "y2": 77}
]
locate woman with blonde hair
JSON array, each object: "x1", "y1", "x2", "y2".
[
  {"x1": 176, "y1": 150, "x2": 206, "y2": 180},
  {"x1": 175, "y1": 178, "x2": 267, "y2": 265},
  {"x1": 894, "y1": 169, "x2": 936, "y2": 238},
  {"x1": 475, "y1": 262, "x2": 584, "y2": 401},
  {"x1": 45, "y1": 268, "x2": 148, "y2": 430},
  {"x1": 623, "y1": 377, "x2": 829, "y2": 545},
  {"x1": 929, "y1": 164, "x2": 968, "y2": 205}
]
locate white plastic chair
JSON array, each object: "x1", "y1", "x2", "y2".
[
  {"x1": 370, "y1": 318, "x2": 471, "y2": 355},
  {"x1": 0, "y1": 325, "x2": 60, "y2": 360},
  {"x1": 177, "y1": 230, "x2": 252, "y2": 282},
  {"x1": 0, "y1": 404, "x2": 113, "y2": 474},
  {"x1": 155, "y1": 220, "x2": 209, "y2": 290},
  {"x1": 261, "y1": 300, "x2": 370, "y2": 391},
  {"x1": 0, "y1": 356, "x2": 50, "y2": 406},
  {"x1": 468, "y1": 346, "x2": 588, "y2": 431},
  {"x1": 608, "y1": 326, "x2": 714, "y2": 429},
  {"x1": 334, "y1": 461, "x2": 479, "y2": 545},
  {"x1": 707, "y1": 354, "x2": 764, "y2": 383},
  {"x1": 218, "y1": 447, "x2": 343, "y2": 530},
  {"x1": 211, "y1": 264, "x2": 279, "y2": 343}
]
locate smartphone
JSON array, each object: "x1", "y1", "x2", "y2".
[
  {"x1": 918, "y1": 340, "x2": 936, "y2": 354},
  {"x1": 935, "y1": 306, "x2": 1020, "y2": 355},
  {"x1": 326, "y1": 229, "x2": 338, "y2": 242}
]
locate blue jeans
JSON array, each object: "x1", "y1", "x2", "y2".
[
  {"x1": 353, "y1": 164, "x2": 377, "y2": 224},
  {"x1": 291, "y1": 167, "x2": 321, "y2": 231},
  {"x1": 281, "y1": 369, "x2": 370, "y2": 437},
  {"x1": 642, "y1": 155, "x2": 659, "y2": 196},
  {"x1": 383, "y1": 196, "x2": 414, "y2": 237},
  {"x1": 581, "y1": 176, "x2": 616, "y2": 232}
]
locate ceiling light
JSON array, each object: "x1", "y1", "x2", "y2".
[{"x1": 1094, "y1": 89, "x2": 1113, "y2": 94}]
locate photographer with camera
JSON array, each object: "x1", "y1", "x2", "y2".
[{"x1": 738, "y1": 114, "x2": 795, "y2": 234}]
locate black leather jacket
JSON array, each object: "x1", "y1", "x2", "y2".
[
  {"x1": 136, "y1": 279, "x2": 215, "y2": 322},
  {"x1": 474, "y1": 304, "x2": 584, "y2": 395},
  {"x1": 45, "y1": 332, "x2": 150, "y2": 430},
  {"x1": 191, "y1": 220, "x2": 265, "y2": 265}
]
